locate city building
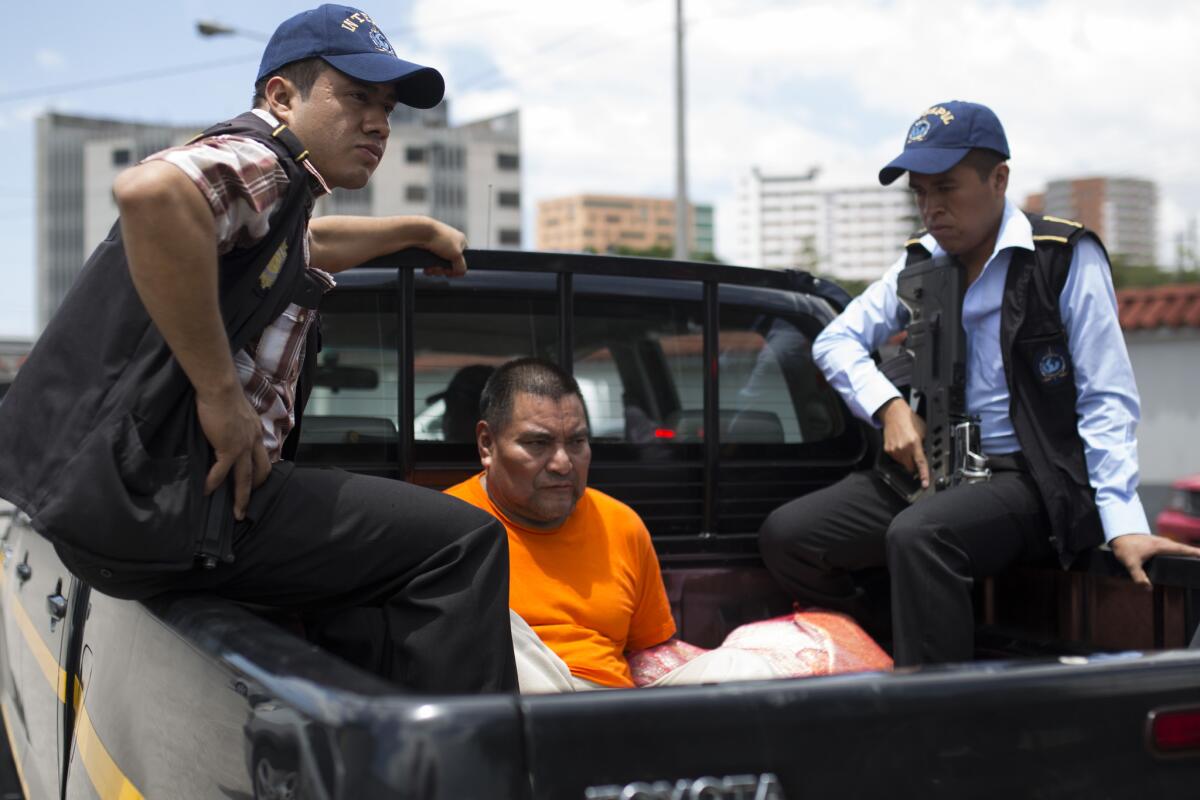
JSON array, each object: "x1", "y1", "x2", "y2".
[
  {"x1": 36, "y1": 112, "x2": 199, "y2": 330},
  {"x1": 324, "y1": 103, "x2": 522, "y2": 250},
  {"x1": 36, "y1": 102, "x2": 522, "y2": 329},
  {"x1": 734, "y1": 168, "x2": 918, "y2": 281},
  {"x1": 1022, "y1": 192, "x2": 1045, "y2": 216},
  {"x1": 1042, "y1": 177, "x2": 1157, "y2": 266},
  {"x1": 0, "y1": 338, "x2": 32, "y2": 392},
  {"x1": 536, "y1": 195, "x2": 714, "y2": 257}
]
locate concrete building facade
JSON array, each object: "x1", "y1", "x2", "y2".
[
  {"x1": 734, "y1": 168, "x2": 919, "y2": 280},
  {"x1": 1043, "y1": 177, "x2": 1157, "y2": 266},
  {"x1": 324, "y1": 103, "x2": 522, "y2": 249},
  {"x1": 536, "y1": 194, "x2": 714, "y2": 256},
  {"x1": 36, "y1": 102, "x2": 521, "y2": 328},
  {"x1": 36, "y1": 113, "x2": 198, "y2": 330}
]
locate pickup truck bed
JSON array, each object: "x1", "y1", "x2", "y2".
[{"x1": 2, "y1": 250, "x2": 1199, "y2": 799}]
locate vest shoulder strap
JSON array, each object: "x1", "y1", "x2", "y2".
[
  {"x1": 1022, "y1": 211, "x2": 1108, "y2": 296},
  {"x1": 186, "y1": 111, "x2": 311, "y2": 166},
  {"x1": 1028, "y1": 212, "x2": 1085, "y2": 244},
  {"x1": 904, "y1": 229, "x2": 931, "y2": 266}
]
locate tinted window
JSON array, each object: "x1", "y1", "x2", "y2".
[
  {"x1": 298, "y1": 291, "x2": 399, "y2": 468},
  {"x1": 573, "y1": 295, "x2": 842, "y2": 445},
  {"x1": 413, "y1": 290, "x2": 556, "y2": 442}
]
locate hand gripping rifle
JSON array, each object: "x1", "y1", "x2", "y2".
[{"x1": 875, "y1": 255, "x2": 991, "y2": 503}]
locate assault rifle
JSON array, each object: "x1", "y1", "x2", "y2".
[{"x1": 876, "y1": 255, "x2": 990, "y2": 503}]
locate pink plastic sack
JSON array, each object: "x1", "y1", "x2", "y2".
[{"x1": 628, "y1": 609, "x2": 892, "y2": 687}]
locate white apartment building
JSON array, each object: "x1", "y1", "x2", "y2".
[
  {"x1": 735, "y1": 168, "x2": 918, "y2": 282},
  {"x1": 36, "y1": 102, "x2": 521, "y2": 329}
]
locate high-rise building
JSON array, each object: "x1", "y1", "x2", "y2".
[
  {"x1": 734, "y1": 168, "x2": 918, "y2": 280},
  {"x1": 36, "y1": 102, "x2": 522, "y2": 329},
  {"x1": 36, "y1": 112, "x2": 199, "y2": 330},
  {"x1": 1042, "y1": 177, "x2": 1157, "y2": 266},
  {"x1": 536, "y1": 194, "x2": 714, "y2": 257}
]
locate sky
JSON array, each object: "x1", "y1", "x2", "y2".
[{"x1": 2, "y1": 0, "x2": 1198, "y2": 338}]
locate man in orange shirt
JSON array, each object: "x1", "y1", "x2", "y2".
[{"x1": 447, "y1": 358, "x2": 777, "y2": 691}]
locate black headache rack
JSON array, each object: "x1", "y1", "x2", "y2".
[{"x1": 334, "y1": 248, "x2": 861, "y2": 550}]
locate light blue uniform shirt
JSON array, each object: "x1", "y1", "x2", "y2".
[{"x1": 813, "y1": 199, "x2": 1149, "y2": 542}]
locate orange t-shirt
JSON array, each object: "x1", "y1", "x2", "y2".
[{"x1": 446, "y1": 474, "x2": 676, "y2": 688}]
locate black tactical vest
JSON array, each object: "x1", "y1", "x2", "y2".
[
  {"x1": 904, "y1": 214, "x2": 1108, "y2": 565},
  {"x1": 0, "y1": 112, "x2": 315, "y2": 572}
]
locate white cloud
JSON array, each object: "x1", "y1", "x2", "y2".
[
  {"x1": 405, "y1": 0, "x2": 1200, "y2": 264},
  {"x1": 34, "y1": 49, "x2": 65, "y2": 70}
]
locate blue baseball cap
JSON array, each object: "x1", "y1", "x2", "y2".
[
  {"x1": 878, "y1": 101, "x2": 1009, "y2": 185},
  {"x1": 257, "y1": 5, "x2": 445, "y2": 109}
]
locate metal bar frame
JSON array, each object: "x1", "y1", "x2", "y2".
[
  {"x1": 702, "y1": 280, "x2": 719, "y2": 535},
  {"x1": 397, "y1": 266, "x2": 415, "y2": 480},
  {"x1": 556, "y1": 272, "x2": 574, "y2": 374}
]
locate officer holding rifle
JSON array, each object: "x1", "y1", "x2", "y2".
[{"x1": 758, "y1": 101, "x2": 1200, "y2": 667}]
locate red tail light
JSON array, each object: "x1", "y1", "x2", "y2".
[
  {"x1": 654, "y1": 428, "x2": 676, "y2": 439},
  {"x1": 1148, "y1": 707, "x2": 1200, "y2": 756}
]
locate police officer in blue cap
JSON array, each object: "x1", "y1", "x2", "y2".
[
  {"x1": 0, "y1": 6, "x2": 516, "y2": 692},
  {"x1": 758, "y1": 100, "x2": 1200, "y2": 667}
]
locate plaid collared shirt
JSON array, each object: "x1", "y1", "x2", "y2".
[{"x1": 146, "y1": 109, "x2": 333, "y2": 462}]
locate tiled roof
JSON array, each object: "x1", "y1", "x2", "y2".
[{"x1": 1117, "y1": 284, "x2": 1200, "y2": 331}]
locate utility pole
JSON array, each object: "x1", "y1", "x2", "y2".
[{"x1": 673, "y1": 0, "x2": 689, "y2": 260}]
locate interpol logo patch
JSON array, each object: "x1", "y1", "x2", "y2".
[
  {"x1": 1037, "y1": 345, "x2": 1070, "y2": 385},
  {"x1": 369, "y1": 28, "x2": 394, "y2": 54},
  {"x1": 907, "y1": 118, "x2": 931, "y2": 143}
]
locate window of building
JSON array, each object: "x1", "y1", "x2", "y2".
[
  {"x1": 497, "y1": 191, "x2": 520, "y2": 208},
  {"x1": 431, "y1": 145, "x2": 465, "y2": 169},
  {"x1": 497, "y1": 153, "x2": 520, "y2": 171},
  {"x1": 112, "y1": 148, "x2": 131, "y2": 167},
  {"x1": 406, "y1": 185, "x2": 428, "y2": 203},
  {"x1": 405, "y1": 146, "x2": 427, "y2": 164},
  {"x1": 498, "y1": 229, "x2": 521, "y2": 246},
  {"x1": 584, "y1": 199, "x2": 634, "y2": 210}
]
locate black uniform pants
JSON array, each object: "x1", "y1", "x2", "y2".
[
  {"x1": 64, "y1": 466, "x2": 517, "y2": 693},
  {"x1": 758, "y1": 467, "x2": 1055, "y2": 667}
]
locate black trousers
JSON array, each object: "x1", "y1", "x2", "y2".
[
  {"x1": 64, "y1": 466, "x2": 517, "y2": 694},
  {"x1": 758, "y1": 468, "x2": 1055, "y2": 667}
]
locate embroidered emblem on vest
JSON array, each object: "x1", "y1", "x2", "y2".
[
  {"x1": 260, "y1": 241, "x2": 288, "y2": 290},
  {"x1": 1037, "y1": 345, "x2": 1070, "y2": 385}
]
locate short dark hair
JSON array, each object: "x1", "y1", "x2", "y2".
[
  {"x1": 253, "y1": 58, "x2": 326, "y2": 109},
  {"x1": 961, "y1": 147, "x2": 1007, "y2": 182},
  {"x1": 479, "y1": 358, "x2": 586, "y2": 433}
]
